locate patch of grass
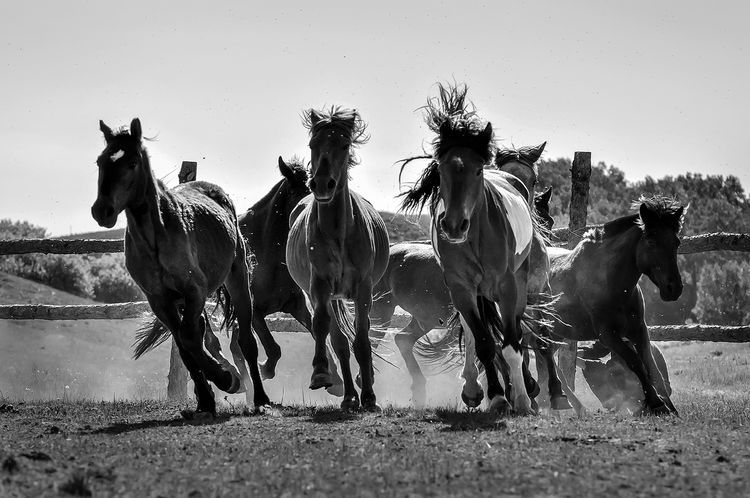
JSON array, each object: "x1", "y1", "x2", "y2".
[{"x1": 58, "y1": 472, "x2": 92, "y2": 497}]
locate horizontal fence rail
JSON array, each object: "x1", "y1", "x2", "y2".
[
  {"x1": 2, "y1": 232, "x2": 748, "y2": 256},
  {"x1": 1, "y1": 304, "x2": 748, "y2": 343}
]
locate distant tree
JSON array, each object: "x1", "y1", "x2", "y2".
[{"x1": 695, "y1": 260, "x2": 750, "y2": 325}]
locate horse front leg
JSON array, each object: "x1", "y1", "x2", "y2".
[
  {"x1": 309, "y1": 278, "x2": 335, "y2": 390},
  {"x1": 627, "y1": 320, "x2": 677, "y2": 414},
  {"x1": 148, "y1": 296, "x2": 218, "y2": 418},
  {"x1": 353, "y1": 282, "x2": 379, "y2": 411},
  {"x1": 497, "y1": 271, "x2": 535, "y2": 415},
  {"x1": 599, "y1": 327, "x2": 672, "y2": 416},
  {"x1": 289, "y1": 299, "x2": 344, "y2": 396},
  {"x1": 458, "y1": 315, "x2": 483, "y2": 408},
  {"x1": 452, "y1": 293, "x2": 509, "y2": 415}
]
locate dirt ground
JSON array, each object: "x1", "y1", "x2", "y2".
[{"x1": 0, "y1": 393, "x2": 748, "y2": 497}]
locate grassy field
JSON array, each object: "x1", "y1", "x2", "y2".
[{"x1": 0, "y1": 274, "x2": 749, "y2": 495}]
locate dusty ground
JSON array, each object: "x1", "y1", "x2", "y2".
[
  {"x1": 1, "y1": 275, "x2": 750, "y2": 496},
  {"x1": 0, "y1": 395, "x2": 748, "y2": 497}
]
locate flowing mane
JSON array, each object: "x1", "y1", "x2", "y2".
[
  {"x1": 583, "y1": 195, "x2": 686, "y2": 242},
  {"x1": 302, "y1": 106, "x2": 369, "y2": 167},
  {"x1": 398, "y1": 83, "x2": 495, "y2": 216}
]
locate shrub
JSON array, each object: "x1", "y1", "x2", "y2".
[{"x1": 695, "y1": 260, "x2": 750, "y2": 325}]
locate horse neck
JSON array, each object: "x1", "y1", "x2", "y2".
[
  {"x1": 314, "y1": 178, "x2": 352, "y2": 237},
  {"x1": 124, "y1": 153, "x2": 165, "y2": 248},
  {"x1": 589, "y1": 225, "x2": 643, "y2": 292},
  {"x1": 251, "y1": 181, "x2": 292, "y2": 248},
  {"x1": 499, "y1": 162, "x2": 536, "y2": 203}
]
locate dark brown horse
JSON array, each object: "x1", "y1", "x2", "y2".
[
  {"x1": 400, "y1": 84, "x2": 540, "y2": 415},
  {"x1": 229, "y1": 157, "x2": 344, "y2": 397},
  {"x1": 91, "y1": 118, "x2": 269, "y2": 418},
  {"x1": 546, "y1": 196, "x2": 685, "y2": 415},
  {"x1": 287, "y1": 107, "x2": 389, "y2": 411}
]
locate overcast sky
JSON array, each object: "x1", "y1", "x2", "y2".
[{"x1": 1, "y1": 1, "x2": 747, "y2": 236}]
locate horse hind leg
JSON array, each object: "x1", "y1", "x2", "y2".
[
  {"x1": 224, "y1": 260, "x2": 271, "y2": 409},
  {"x1": 203, "y1": 313, "x2": 243, "y2": 391},
  {"x1": 532, "y1": 336, "x2": 572, "y2": 411},
  {"x1": 395, "y1": 318, "x2": 428, "y2": 408},
  {"x1": 252, "y1": 308, "x2": 282, "y2": 380}
]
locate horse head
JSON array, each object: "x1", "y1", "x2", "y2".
[
  {"x1": 277, "y1": 156, "x2": 310, "y2": 214},
  {"x1": 91, "y1": 118, "x2": 148, "y2": 228},
  {"x1": 635, "y1": 197, "x2": 686, "y2": 301},
  {"x1": 303, "y1": 107, "x2": 368, "y2": 202},
  {"x1": 495, "y1": 142, "x2": 546, "y2": 203}
]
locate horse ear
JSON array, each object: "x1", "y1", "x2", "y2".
[
  {"x1": 540, "y1": 186, "x2": 552, "y2": 203},
  {"x1": 527, "y1": 141, "x2": 547, "y2": 164},
  {"x1": 278, "y1": 156, "x2": 293, "y2": 179},
  {"x1": 639, "y1": 203, "x2": 657, "y2": 227},
  {"x1": 99, "y1": 120, "x2": 113, "y2": 143},
  {"x1": 130, "y1": 118, "x2": 142, "y2": 142},
  {"x1": 308, "y1": 109, "x2": 324, "y2": 127},
  {"x1": 480, "y1": 122, "x2": 493, "y2": 142}
]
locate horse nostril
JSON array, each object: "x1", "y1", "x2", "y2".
[
  {"x1": 327, "y1": 179, "x2": 336, "y2": 190},
  {"x1": 459, "y1": 219, "x2": 469, "y2": 232}
]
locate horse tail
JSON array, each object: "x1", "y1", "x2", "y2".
[
  {"x1": 477, "y1": 296, "x2": 506, "y2": 346},
  {"x1": 330, "y1": 300, "x2": 392, "y2": 367},
  {"x1": 133, "y1": 318, "x2": 172, "y2": 360},
  {"x1": 520, "y1": 292, "x2": 567, "y2": 347},
  {"x1": 215, "y1": 284, "x2": 236, "y2": 331}
]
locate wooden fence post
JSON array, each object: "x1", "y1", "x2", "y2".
[
  {"x1": 166, "y1": 161, "x2": 197, "y2": 400},
  {"x1": 558, "y1": 152, "x2": 592, "y2": 391}
]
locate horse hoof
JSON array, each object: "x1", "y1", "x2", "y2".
[
  {"x1": 363, "y1": 401, "x2": 382, "y2": 413},
  {"x1": 642, "y1": 403, "x2": 672, "y2": 416},
  {"x1": 461, "y1": 388, "x2": 484, "y2": 409},
  {"x1": 255, "y1": 393, "x2": 272, "y2": 408},
  {"x1": 551, "y1": 395, "x2": 573, "y2": 411},
  {"x1": 530, "y1": 398, "x2": 539, "y2": 414},
  {"x1": 340, "y1": 397, "x2": 360, "y2": 411},
  {"x1": 260, "y1": 360, "x2": 277, "y2": 380},
  {"x1": 488, "y1": 396, "x2": 512, "y2": 415},
  {"x1": 326, "y1": 383, "x2": 345, "y2": 397},
  {"x1": 309, "y1": 371, "x2": 333, "y2": 390},
  {"x1": 513, "y1": 400, "x2": 537, "y2": 416},
  {"x1": 226, "y1": 373, "x2": 243, "y2": 394}
]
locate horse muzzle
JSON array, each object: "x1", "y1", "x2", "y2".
[
  {"x1": 439, "y1": 215, "x2": 470, "y2": 244},
  {"x1": 309, "y1": 176, "x2": 337, "y2": 203},
  {"x1": 91, "y1": 199, "x2": 118, "y2": 228},
  {"x1": 658, "y1": 279, "x2": 683, "y2": 302}
]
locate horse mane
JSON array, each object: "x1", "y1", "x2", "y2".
[
  {"x1": 301, "y1": 106, "x2": 369, "y2": 167},
  {"x1": 494, "y1": 146, "x2": 540, "y2": 182},
  {"x1": 631, "y1": 195, "x2": 686, "y2": 233},
  {"x1": 583, "y1": 195, "x2": 686, "y2": 242},
  {"x1": 422, "y1": 83, "x2": 495, "y2": 162},
  {"x1": 398, "y1": 82, "x2": 494, "y2": 216}
]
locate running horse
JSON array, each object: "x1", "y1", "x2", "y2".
[
  {"x1": 230, "y1": 156, "x2": 344, "y2": 397},
  {"x1": 546, "y1": 196, "x2": 685, "y2": 415},
  {"x1": 400, "y1": 84, "x2": 540, "y2": 415},
  {"x1": 286, "y1": 107, "x2": 389, "y2": 411},
  {"x1": 91, "y1": 118, "x2": 270, "y2": 418}
]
